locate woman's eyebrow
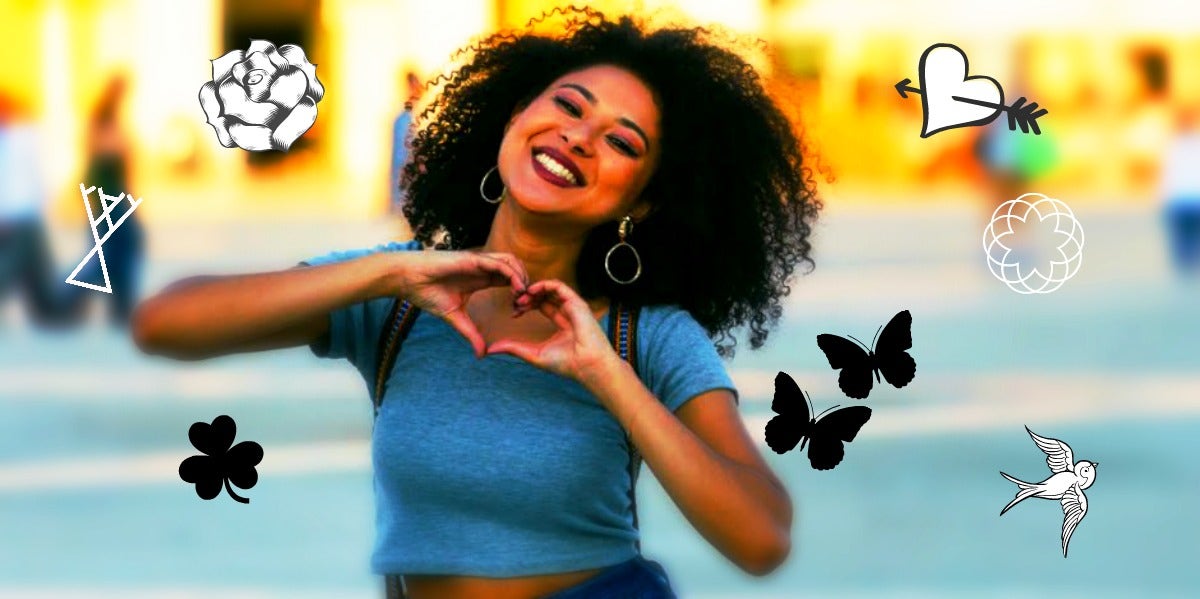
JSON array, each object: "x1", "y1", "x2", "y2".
[{"x1": 557, "y1": 83, "x2": 651, "y2": 151}]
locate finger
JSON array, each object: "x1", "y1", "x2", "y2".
[
  {"x1": 533, "y1": 298, "x2": 574, "y2": 331},
  {"x1": 530, "y1": 279, "x2": 589, "y2": 314},
  {"x1": 525, "y1": 280, "x2": 591, "y2": 327},
  {"x1": 478, "y1": 253, "x2": 528, "y2": 292},
  {"x1": 472, "y1": 255, "x2": 524, "y2": 291},
  {"x1": 442, "y1": 309, "x2": 486, "y2": 358},
  {"x1": 485, "y1": 339, "x2": 541, "y2": 364},
  {"x1": 484, "y1": 253, "x2": 530, "y2": 289},
  {"x1": 523, "y1": 279, "x2": 566, "y2": 301}
]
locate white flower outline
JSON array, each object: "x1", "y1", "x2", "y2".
[
  {"x1": 198, "y1": 39, "x2": 324, "y2": 152},
  {"x1": 982, "y1": 193, "x2": 1085, "y2": 294}
]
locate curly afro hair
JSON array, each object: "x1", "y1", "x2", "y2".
[{"x1": 401, "y1": 7, "x2": 821, "y2": 358}]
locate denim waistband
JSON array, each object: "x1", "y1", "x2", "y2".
[{"x1": 541, "y1": 555, "x2": 676, "y2": 599}]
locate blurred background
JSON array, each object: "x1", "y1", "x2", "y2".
[{"x1": 1, "y1": 0, "x2": 1198, "y2": 597}]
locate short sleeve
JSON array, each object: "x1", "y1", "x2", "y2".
[
  {"x1": 636, "y1": 305, "x2": 739, "y2": 413},
  {"x1": 297, "y1": 240, "x2": 423, "y2": 381}
]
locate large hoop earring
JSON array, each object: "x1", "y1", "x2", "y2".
[
  {"x1": 480, "y1": 166, "x2": 505, "y2": 204},
  {"x1": 604, "y1": 216, "x2": 642, "y2": 285}
]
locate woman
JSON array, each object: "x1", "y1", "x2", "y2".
[{"x1": 134, "y1": 9, "x2": 820, "y2": 598}]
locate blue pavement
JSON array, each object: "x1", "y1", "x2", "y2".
[{"x1": 1, "y1": 205, "x2": 1198, "y2": 598}]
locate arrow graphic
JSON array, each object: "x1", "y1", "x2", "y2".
[
  {"x1": 894, "y1": 78, "x2": 921, "y2": 99},
  {"x1": 894, "y1": 78, "x2": 1049, "y2": 135}
]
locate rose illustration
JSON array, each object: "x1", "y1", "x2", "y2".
[{"x1": 198, "y1": 39, "x2": 324, "y2": 152}]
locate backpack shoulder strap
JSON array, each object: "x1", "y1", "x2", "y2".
[
  {"x1": 373, "y1": 298, "x2": 421, "y2": 416},
  {"x1": 607, "y1": 301, "x2": 644, "y2": 552},
  {"x1": 608, "y1": 301, "x2": 640, "y2": 373}
]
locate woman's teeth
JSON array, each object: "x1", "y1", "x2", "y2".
[{"x1": 535, "y1": 153, "x2": 579, "y2": 185}]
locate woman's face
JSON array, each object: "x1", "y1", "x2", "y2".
[{"x1": 496, "y1": 64, "x2": 661, "y2": 228}]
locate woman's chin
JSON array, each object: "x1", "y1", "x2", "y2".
[{"x1": 508, "y1": 191, "x2": 575, "y2": 216}]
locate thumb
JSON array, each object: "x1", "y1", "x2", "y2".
[{"x1": 442, "y1": 311, "x2": 486, "y2": 358}]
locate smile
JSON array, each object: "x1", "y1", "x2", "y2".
[{"x1": 531, "y1": 148, "x2": 585, "y2": 187}]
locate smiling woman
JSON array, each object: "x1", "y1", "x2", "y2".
[
  {"x1": 131, "y1": 6, "x2": 820, "y2": 599},
  {"x1": 404, "y1": 9, "x2": 821, "y2": 353}
]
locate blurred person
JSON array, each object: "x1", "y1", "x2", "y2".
[
  {"x1": 133, "y1": 8, "x2": 819, "y2": 598},
  {"x1": 974, "y1": 39, "x2": 1060, "y2": 208},
  {"x1": 61, "y1": 74, "x2": 146, "y2": 326},
  {"x1": 389, "y1": 70, "x2": 423, "y2": 216},
  {"x1": 0, "y1": 90, "x2": 62, "y2": 326},
  {"x1": 974, "y1": 121, "x2": 1060, "y2": 200},
  {"x1": 1161, "y1": 105, "x2": 1200, "y2": 276}
]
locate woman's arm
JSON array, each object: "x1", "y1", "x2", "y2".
[
  {"x1": 133, "y1": 249, "x2": 530, "y2": 361},
  {"x1": 583, "y1": 364, "x2": 793, "y2": 576},
  {"x1": 132, "y1": 252, "x2": 402, "y2": 360},
  {"x1": 486, "y1": 280, "x2": 792, "y2": 575}
]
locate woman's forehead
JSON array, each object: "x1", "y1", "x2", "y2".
[{"x1": 547, "y1": 64, "x2": 650, "y2": 93}]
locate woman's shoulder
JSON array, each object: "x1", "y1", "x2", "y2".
[
  {"x1": 370, "y1": 239, "x2": 425, "y2": 253},
  {"x1": 630, "y1": 303, "x2": 712, "y2": 341},
  {"x1": 629, "y1": 303, "x2": 736, "y2": 407},
  {"x1": 300, "y1": 239, "x2": 424, "y2": 267},
  {"x1": 633, "y1": 302, "x2": 690, "y2": 320}
]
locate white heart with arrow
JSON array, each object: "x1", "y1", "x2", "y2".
[{"x1": 895, "y1": 43, "x2": 1048, "y2": 138}]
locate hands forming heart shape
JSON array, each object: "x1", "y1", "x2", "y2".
[
  {"x1": 396, "y1": 250, "x2": 616, "y2": 381},
  {"x1": 488, "y1": 279, "x2": 618, "y2": 381}
]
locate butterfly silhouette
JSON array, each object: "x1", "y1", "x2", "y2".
[
  {"x1": 765, "y1": 371, "x2": 872, "y2": 470},
  {"x1": 816, "y1": 310, "x2": 916, "y2": 400}
]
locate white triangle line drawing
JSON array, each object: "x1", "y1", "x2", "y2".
[{"x1": 65, "y1": 183, "x2": 144, "y2": 294}]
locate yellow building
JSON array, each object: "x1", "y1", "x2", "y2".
[{"x1": 1, "y1": 0, "x2": 1196, "y2": 222}]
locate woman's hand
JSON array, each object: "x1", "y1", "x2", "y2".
[
  {"x1": 485, "y1": 279, "x2": 618, "y2": 383},
  {"x1": 394, "y1": 250, "x2": 529, "y2": 357}
]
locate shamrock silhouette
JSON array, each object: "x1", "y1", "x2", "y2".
[{"x1": 179, "y1": 415, "x2": 263, "y2": 504}]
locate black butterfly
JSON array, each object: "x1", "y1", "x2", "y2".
[
  {"x1": 765, "y1": 371, "x2": 872, "y2": 471},
  {"x1": 816, "y1": 310, "x2": 916, "y2": 400}
]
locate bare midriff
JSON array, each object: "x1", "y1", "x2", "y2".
[{"x1": 402, "y1": 566, "x2": 606, "y2": 599}]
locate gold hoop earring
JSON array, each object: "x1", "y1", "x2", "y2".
[
  {"x1": 480, "y1": 166, "x2": 504, "y2": 204},
  {"x1": 604, "y1": 216, "x2": 642, "y2": 285}
]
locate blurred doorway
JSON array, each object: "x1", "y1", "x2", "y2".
[{"x1": 222, "y1": 0, "x2": 323, "y2": 167}]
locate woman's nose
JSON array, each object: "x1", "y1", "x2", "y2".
[{"x1": 560, "y1": 127, "x2": 594, "y2": 157}]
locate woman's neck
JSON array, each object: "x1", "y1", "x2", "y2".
[{"x1": 480, "y1": 200, "x2": 585, "y2": 289}]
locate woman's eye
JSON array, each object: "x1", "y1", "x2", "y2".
[
  {"x1": 607, "y1": 136, "x2": 637, "y2": 157},
  {"x1": 554, "y1": 97, "x2": 581, "y2": 116}
]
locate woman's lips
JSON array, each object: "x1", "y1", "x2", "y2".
[{"x1": 531, "y1": 147, "x2": 585, "y2": 187}]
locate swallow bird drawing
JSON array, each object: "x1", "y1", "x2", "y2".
[{"x1": 999, "y1": 426, "x2": 1099, "y2": 557}]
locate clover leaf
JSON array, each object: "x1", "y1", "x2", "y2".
[{"x1": 179, "y1": 415, "x2": 263, "y2": 504}]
